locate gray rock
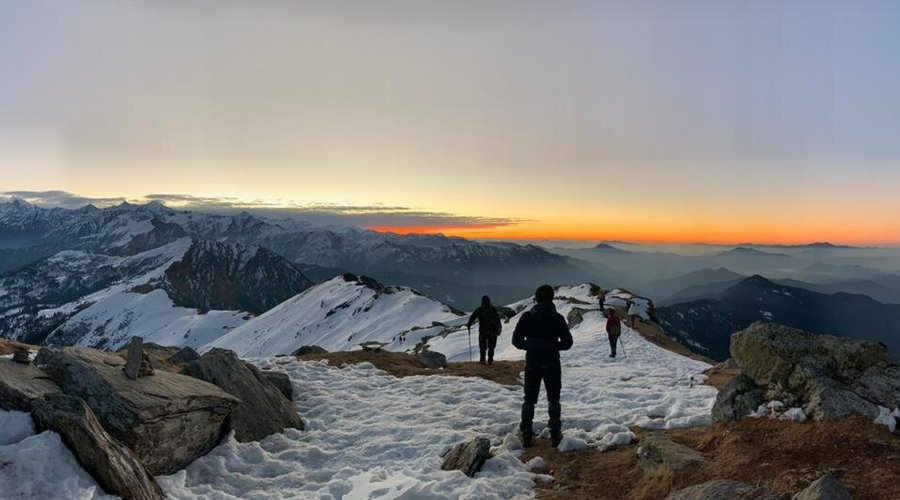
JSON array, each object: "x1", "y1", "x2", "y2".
[
  {"x1": 123, "y1": 336, "x2": 146, "y2": 380},
  {"x1": 168, "y1": 346, "x2": 200, "y2": 366},
  {"x1": 793, "y1": 474, "x2": 851, "y2": 500},
  {"x1": 566, "y1": 307, "x2": 591, "y2": 328},
  {"x1": 292, "y1": 345, "x2": 328, "y2": 356},
  {"x1": 731, "y1": 323, "x2": 888, "y2": 387},
  {"x1": 725, "y1": 322, "x2": 896, "y2": 421},
  {"x1": 30, "y1": 393, "x2": 165, "y2": 500},
  {"x1": 666, "y1": 480, "x2": 787, "y2": 500},
  {"x1": 441, "y1": 437, "x2": 492, "y2": 477},
  {"x1": 185, "y1": 348, "x2": 304, "y2": 442},
  {"x1": 637, "y1": 432, "x2": 707, "y2": 473},
  {"x1": 12, "y1": 346, "x2": 30, "y2": 364},
  {"x1": 414, "y1": 350, "x2": 448, "y2": 369},
  {"x1": 261, "y1": 370, "x2": 293, "y2": 401},
  {"x1": 0, "y1": 358, "x2": 61, "y2": 412},
  {"x1": 712, "y1": 374, "x2": 765, "y2": 422},
  {"x1": 34, "y1": 347, "x2": 240, "y2": 475}
]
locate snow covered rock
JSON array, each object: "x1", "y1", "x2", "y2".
[
  {"x1": 666, "y1": 479, "x2": 787, "y2": 500},
  {"x1": 34, "y1": 346, "x2": 240, "y2": 474},
  {"x1": 728, "y1": 323, "x2": 897, "y2": 421},
  {"x1": 440, "y1": 437, "x2": 492, "y2": 477},
  {"x1": 185, "y1": 348, "x2": 304, "y2": 442},
  {"x1": 413, "y1": 349, "x2": 447, "y2": 369},
  {"x1": 30, "y1": 393, "x2": 164, "y2": 500},
  {"x1": 0, "y1": 358, "x2": 61, "y2": 412},
  {"x1": 637, "y1": 431, "x2": 707, "y2": 474},
  {"x1": 793, "y1": 473, "x2": 851, "y2": 500},
  {"x1": 712, "y1": 374, "x2": 764, "y2": 422}
]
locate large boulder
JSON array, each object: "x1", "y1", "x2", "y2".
[
  {"x1": 0, "y1": 358, "x2": 61, "y2": 412},
  {"x1": 727, "y1": 323, "x2": 897, "y2": 421},
  {"x1": 185, "y1": 348, "x2": 304, "y2": 442},
  {"x1": 637, "y1": 432, "x2": 707, "y2": 474},
  {"x1": 30, "y1": 393, "x2": 165, "y2": 500},
  {"x1": 793, "y1": 474, "x2": 851, "y2": 500},
  {"x1": 34, "y1": 347, "x2": 240, "y2": 475},
  {"x1": 261, "y1": 370, "x2": 293, "y2": 401},
  {"x1": 441, "y1": 437, "x2": 492, "y2": 477},
  {"x1": 666, "y1": 480, "x2": 787, "y2": 500}
]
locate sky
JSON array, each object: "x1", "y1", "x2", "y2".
[{"x1": 1, "y1": 0, "x2": 899, "y2": 244}]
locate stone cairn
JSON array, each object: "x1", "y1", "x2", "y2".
[
  {"x1": 123, "y1": 336, "x2": 154, "y2": 380},
  {"x1": 12, "y1": 345, "x2": 30, "y2": 364}
]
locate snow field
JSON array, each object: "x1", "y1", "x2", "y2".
[
  {"x1": 158, "y1": 359, "x2": 534, "y2": 499},
  {"x1": 0, "y1": 409, "x2": 114, "y2": 499},
  {"x1": 160, "y1": 285, "x2": 717, "y2": 498}
]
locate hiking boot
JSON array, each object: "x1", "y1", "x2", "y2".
[
  {"x1": 551, "y1": 431, "x2": 563, "y2": 448},
  {"x1": 479, "y1": 360, "x2": 486, "y2": 365},
  {"x1": 521, "y1": 432, "x2": 533, "y2": 448},
  {"x1": 609, "y1": 354, "x2": 616, "y2": 358},
  {"x1": 488, "y1": 359, "x2": 493, "y2": 365}
]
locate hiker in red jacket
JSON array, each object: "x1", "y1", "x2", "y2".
[{"x1": 605, "y1": 308, "x2": 622, "y2": 358}]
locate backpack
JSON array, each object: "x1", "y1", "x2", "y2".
[
  {"x1": 481, "y1": 306, "x2": 502, "y2": 335},
  {"x1": 608, "y1": 316, "x2": 621, "y2": 337}
]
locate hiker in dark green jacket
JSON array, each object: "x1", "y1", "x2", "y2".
[{"x1": 467, "y1": 295, "x2": 502, "y2": 365}]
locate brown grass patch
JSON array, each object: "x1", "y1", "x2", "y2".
[
  {"x1": 297, "y1": 350, "x2": 524, "y2": 386},
  {"x1": 0, "y1": 338, "x2": 34, "y2": 356},
  {"x1": 701, "y1": 363, "x2": 741, "y2": 391},
  {"x1": 631, "y1": 320, "x2": 711, "y2": 363},
  {"x1": 524, "y1": 418, "x2": 900, "y2": 499}
]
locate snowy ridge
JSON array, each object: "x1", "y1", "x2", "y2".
[
  {"x1": 2, "y1": 283, "x2": 717, "y2": 499},
  {"x1": 208, "y1": 274, "x2": 465, "y2": 356}
]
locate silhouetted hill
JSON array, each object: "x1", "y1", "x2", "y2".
[{"x1": 657, "y1": 275, "x2": 900, "y2": 361}]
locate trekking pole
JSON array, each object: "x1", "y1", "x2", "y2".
[
  {"x1": 619, "y1": 331, "x2": 627, "y2": 358},
  {"x1": 467, "y1": 326, "x2": 473, "y2": 363}
]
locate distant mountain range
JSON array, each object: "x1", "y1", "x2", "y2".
[
  {"x1": 0, "y1": 199, "x2": 606, "y2": 308},
  {"x1": 657, "y1": 275, "x2": 900, "y2": 361}
]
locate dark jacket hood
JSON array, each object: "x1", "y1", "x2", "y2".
[{"x1": 531, "y1": 301, "x2": 557, "y2": 318}]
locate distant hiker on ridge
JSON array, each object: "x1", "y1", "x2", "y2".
[
  {"x1": 512, "y1": 285, "x2": 573, "y2": 448},
  {"x1": 467, "y1": 295, "x2": 503, "y2": 365},
  {"x1": 597, "y1": 290, "x2": 607, "y2": 318},
  {"x1": 606, "y1": 307, "x2": 622, "y2": 358}
]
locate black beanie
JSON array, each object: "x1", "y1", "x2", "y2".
[{"x1": 535, "y1": 285, "x2": 554, "y2": 303}]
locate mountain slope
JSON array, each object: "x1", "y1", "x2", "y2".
[
  {"x1": 657, "y1": 275, "x2": 900, "y2": 361},
  {"x1": 1, "y1": 239, "x2": 312, "y2": 350},
  {"x1": 0, "y1": 200, "x2": 605, "y2": 307},
  {"x1": 207, "y1": 274, "x2": 465, "y2": 356}
]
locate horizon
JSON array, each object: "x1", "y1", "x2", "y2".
[
  {"x1": 3, "y1": 1, "x2": 900, "y2": 246},
  {"x1": 2, "y1": 193, "x2": 898, "y2": 248}
]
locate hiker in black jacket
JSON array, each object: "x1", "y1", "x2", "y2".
[
  {"x1": 512, "y1": 285, "x2": 573, "y2": 447},
  {"x1": 467, "y1": 295, "x2": 502, "y2": 364}
]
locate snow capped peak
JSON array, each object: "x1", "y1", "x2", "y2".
[{"x1": 207, "y1": 274, "x2": 464, "y2": 356}]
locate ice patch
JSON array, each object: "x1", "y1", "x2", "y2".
[
  {"x1": 875, "y1": 406, "x2": 898, "y2": 433},
  {"x1": 0, "y1": 430, "x2": 114, "y2": 499},
  {"x1": 0, "y1": 409, "x2": 34, "y2": 446},
  {"x1": 526, "y1": 457, "x2": 545, "y2": 470}
]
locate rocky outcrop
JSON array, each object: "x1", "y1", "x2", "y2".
[
  {"x1": 168, "y1": 346, "x2": 200, "y2": 365},
  {"x1": 261, "y1": 370, "x2": 293, "y2": 401},
  {"x1": 185, "y1": 348, "x2": 304, "y2": 442},
  {"x1": 441, "y1": 437, "x2": 492, "y2": 477},
  {"x1": 30, "y1": 393, "x2": 165, "y2": 500},
  {"x1": 123, "y1": 337, "x2": 153, "y2": 380},
  {"x1": 292, "y1": 345, "x2": 328, "y2": 356},
  {"x1": 0, "y1": 358, "x2": 61, "y2": 412},
  {"x1": 721, "y1": 323, "x2": 898, "y2": 421},
  {"x1": 12, "y1": 345, "x2": 30, "y2": 364},
  {"x1": 414, "y1": 350, "x2": 447, "y2": 369},
  {"x1": 793, "y1": 474, "x2": 851, "y2": 500},
  {"x1": 712, "y1": 374, "x2": 765, "y2": 422},
  {"x1": 637, "y1": 432, "x2": 707, "y2": 474},
  {"x1": 34, "y1": 346, "x2": 240, "y2": 475},
  {"x1": 666, "y1": 480, "x2": 787, "y2": 500},
  {"x1": 566, "y1": 307, "x2": 592, "y2": 328}
]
